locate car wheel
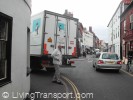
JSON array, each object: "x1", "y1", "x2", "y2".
[
  {"x1": 95, "y1": 66, "x2": 98, "y2": 71},
  {"x1": 93, "y1": 64, "x2": 95, "y2": 67}
]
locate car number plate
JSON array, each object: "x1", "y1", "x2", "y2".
[{"x1": 106, "y1": 61, "x2": 114, "y2": 64}]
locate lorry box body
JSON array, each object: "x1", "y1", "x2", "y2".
[{"x1": 30, "y1": 10, "x2": 79, "y2": 69}]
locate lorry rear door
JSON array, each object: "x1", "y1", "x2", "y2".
[
  {"x1": 43, "y1": 13, "x2": 56, "y2": 55},
  {"x1": 44, "y1": 13, "x2": 67, "y2": 55},
  {"x1": 67, "y1": 19, "x2": 78, "y2": 57},
  {"x1": 56, "y1": 16, "x2": 67, "y2": 55},
  {"x1": 44, "y1": 11, "x2": 78, "y2": 57}
]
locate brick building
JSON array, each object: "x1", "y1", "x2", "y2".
[{"x1": 121, "y1": 0, "x2": 133, "y2": 58}]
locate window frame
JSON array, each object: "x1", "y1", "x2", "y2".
[
  {"x1": 124, "y1": 20, "x2": 126, "y2": 35},
  {"x1": 116, "y1": 28, "x2": 117, "y2": 38},
  {"x1": 0, "y1": 12, "x2": 12, "y2": 87},
  {"x1": 27, "y1": 27, "x2": 31, "y2": 76},
  {"x1": 102, "y1": 53, "x2": 119, "y2": 60},
  {"x1": 130, "y1": 14, "x2": 133, "y2": 30},
  {"x1": 118, "y1": 26, "x2": 119, "y2": 37}
]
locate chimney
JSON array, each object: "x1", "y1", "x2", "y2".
[
  {"x1": 64, "y1": 10, "x2": 73, "y2": 17},
  {"x1": 89, "y1": 26, "x2": 92, "y2": 33},
  {"x1": 64, "y1": 9, "x2": 68, "y2": 15},
  {"x1": 122, "y1": 0, "x2": 132, "y2": 4},
  {"x1": 70, "y1": 12, "x2": 73, "y2": 17}
]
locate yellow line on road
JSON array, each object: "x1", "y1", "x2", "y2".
[
  {"x1": 60, "y1": 79, "x2": 69, "y2": 100},
  {"x1": 62, "y1": 76, "x2": 81, "y2": 100},
  {"x1": 121, "y1": 69, "x2": 133, "y2": 77}
]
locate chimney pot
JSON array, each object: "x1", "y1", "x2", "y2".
[{"x1": 89, "y1": 26, "x2": 92, "y2": 33}]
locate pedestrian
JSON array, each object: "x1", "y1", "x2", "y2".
[
  {"x1": 127, "y1": 50, "x2": 133, "y2": 64},
  {"x1": 51, "y1": 44, "x2": 63, "y2": 85},
  {"x1": 83, "y1": 50, "x2": 86, "y2": 58}
]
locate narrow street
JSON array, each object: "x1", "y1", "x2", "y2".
[
  {"x1": 30, "y1": 55, "x2": 133, "y2": 100},
  {"x1": 1, "y1": 1, "x2": 133, "y2": 100}
]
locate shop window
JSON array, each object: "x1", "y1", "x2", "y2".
[{"x1": 0, "y1": 12, "x2": 12, "y2": 86}]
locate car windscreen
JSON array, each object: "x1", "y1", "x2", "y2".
[{"x1": 102, "y1": 53, "x2": 119, "y2": 60}]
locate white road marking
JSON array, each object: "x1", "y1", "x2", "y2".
[{"x1": 88, "y1": 61, "x2": 92, "y2": 62}]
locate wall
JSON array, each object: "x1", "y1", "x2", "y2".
[
  {"x1": 0, "y1": 0, "x2": 31, "y2": 100},
  {"x1": 83, "y1": 31, "x2": 93, "y2": 49},
  {"x1": 112, "y1": 6, "x2": 121, "y2": 57},
  {"x1": 108, "y1": 2, "x2": 121, "y2": 57}
]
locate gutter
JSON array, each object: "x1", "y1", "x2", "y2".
[{"x1": 24, "y1": 0, "x2": 31, "y2": 13}]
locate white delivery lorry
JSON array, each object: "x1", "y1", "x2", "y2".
[{"x1": 30, "y1": 10, "x2": 79, "y2": 70}]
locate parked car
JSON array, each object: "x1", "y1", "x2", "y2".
[{"x1": 93, "y1": 52, "x2": 122, "y2": 72}]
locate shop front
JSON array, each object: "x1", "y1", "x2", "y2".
[{"x1": 124, "y1": 39, "x2": 133, "y2": 58}]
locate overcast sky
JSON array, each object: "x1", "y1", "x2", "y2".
[{"x1": 31, "y1": 0, "x2": 122, "y2": 43}]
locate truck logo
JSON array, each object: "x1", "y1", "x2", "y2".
[
  {"x1": 47, "y1": 37, "x2": 52, "y2": 42},
  {"x1": 58, "y1": 23, "x2": 64, "y2": 31},
  {"x1": 32, "y1": 18, "x2": 41, "y2": 35}
]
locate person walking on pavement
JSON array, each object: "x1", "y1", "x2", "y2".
[
  {"x1": 83, "y1": 50, "x2": 86, "y2": 58},
  {"x1": 51, "y1": 44, "x2": 63, "y2": 85}
]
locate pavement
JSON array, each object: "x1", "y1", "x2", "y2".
[{"x1": 121, "y1": 64, "x2": 133, "y2": 74}]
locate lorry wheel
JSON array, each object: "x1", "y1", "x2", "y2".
[
  {"x1": 46, "y1": 68, "x2": 55, "y2": 72},
  {"x1": 115, "y1": 69, "x2": 120, "y2": 73},
  {"x1": 30, "y1": 56, "x2": 42, "y2": 70},
  {"x1": 68, "y1": 61, "x2": 72, "y2": 66}
]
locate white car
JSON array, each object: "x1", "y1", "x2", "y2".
[{"x1": 93, "y1": 52, "x2": 122, "y2": 72}]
